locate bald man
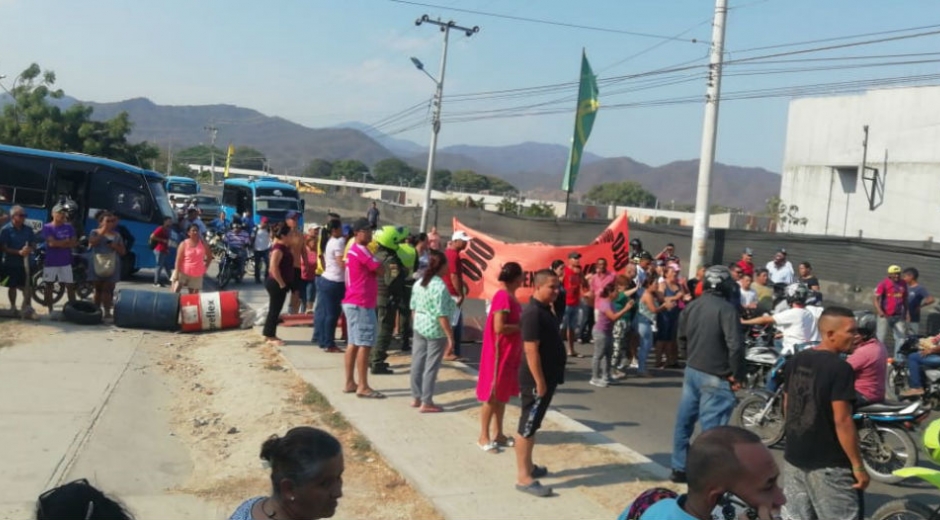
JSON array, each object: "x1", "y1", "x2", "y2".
[{"x1": 782, "y1": 306, "x2": 868, "y2": 520}]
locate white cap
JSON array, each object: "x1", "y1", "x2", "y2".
[{"x1": 451, "y1": 230, "x2": 473, "y2": 242}]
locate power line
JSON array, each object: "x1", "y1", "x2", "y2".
[
  {"x1": 386, "y1": 0, "x2": 708, "y2": 43},
  {"x1": 728, "y1": 22, "x2": 940, "y2": 54}
]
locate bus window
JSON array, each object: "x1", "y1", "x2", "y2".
[
  {"x1": 89, "y1": 168, "x2": 154, "y2": 223},
  {"x1": 147, "y1": 180, "x2": 174, "y2": 219},
  {"x1": 0, "y1": 154, "x2": 51, "y2": 207},
  {"x1": 222, "y1": 183, "x2": 252, "y2": 215}
]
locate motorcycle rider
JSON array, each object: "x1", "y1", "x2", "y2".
[
  {"x1": 670, "y1": 265, "x2": 745, "y2": 484},
  {"x1": 372, "y1": 225, "x2": 407, "y2": 375},
  {"x1": 848, "y1": 311, "x2": 887, "y2": 405},
  {"x1": 210, "y1": 210, "x2": 231, "y2": 234},
  {"x1": 740, "y1": 283, "x2": 820, "y2": 356},
  {"x1": 901, "y1": 332, "x2": 940, "y2": 398},
  {"x1": 223, "y1": 218, "x2": 252, "y2": 279}
]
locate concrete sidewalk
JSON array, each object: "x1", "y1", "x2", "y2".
[
  {"x1": 277, "y1": 326, "x2": 670, "y2": 520},
  {"x1": 0, "y1": 322, "x2": 222, "y2": 520}
]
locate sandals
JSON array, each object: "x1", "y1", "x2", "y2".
[
  {"x1": 265, "y1": 337, "x2": 286, "y2": 346},
  {"x1": 515, "y1": 480, "x2": 552, "y2": 497},
  {"x1": 356, "y1": 390, "x2": 386, "y2": 399},
  {"x1": 495, "y1": 436, "x2": 515, "y2": 448},
  {"x1": 419, "y1": 405, "x2": 443, "y2": 413},
  {"x1": 478, "y1": 441, "x2": 500, "y2": 453}
]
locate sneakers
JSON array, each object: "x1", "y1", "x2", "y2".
[
  {"x1": 589, "y1": 378, "x2": 609, "y2": 388},
  {"x1": 371, "y1": 364, "x2": 394, "y2": 375}
]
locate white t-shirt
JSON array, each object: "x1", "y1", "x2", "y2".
[
  {"x1": 635, "y1": 268, "x2": 647, "y2": 288},
  {"x1": 322, "y1": 237, "x2": 346, "y2": 282},
  {"x1": 253, "y1": 228, "x2": 271, "y2": 252},
  {"x1": 807, "y1": 305, "x2": 824, "y2": 342},
  {"x1": 766, "y1": 261, "x2": 795, "y2": 284},
  {"x1": 740, "y1": 288, "x2": 757, "y2": 307},
  {"x1": 773, "y1": 307, "x2": 818, "y2": 355}
]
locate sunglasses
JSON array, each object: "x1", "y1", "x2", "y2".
[
  {"x1": 38, "y1": 478, "x2": 96, "y2": 520},
  {"x1": 13, "y1": 214, "x2": 26, "y2": 218}
]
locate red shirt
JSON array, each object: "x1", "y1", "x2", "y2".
[
  {"x1": 444, "y1": 248, "x2": 462, "y2": 296},
  {"x1": 563, "y1": 266, "x2": 582, "y2": 306},
  {"x1": 152, "y1": 226, "x2": 170, "y2": 254},
  {"x1": 875, "y1": 278, "x2": 908, "y2": 317},
  {"x1": 737, "y1": 259, "x2": 754, "y2": 277}
]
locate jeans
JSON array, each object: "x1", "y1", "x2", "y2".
[
  {"x1": 671, "y1": 366, "x2": 737, "y2": 471},
  {"x1": 782, "y1": 462, "x2": 863, "y2": 520},
  {"x1": 253, "y1": 249, "x2": 269, "y2": 282},
  {"x1": 299, "y1": 279, "x2": 316, "y2": 313},
  {"x1": 908, "y1": 352, "x2": 940, "y2": 389},
  {"x1": 263, "y1": 277, "x2": 289, "y2": 338},
  {"x1": 579, "y1": 303, "x2": 594, "y2": 342},
  {"x1": 313, "y1": 278, "x2": 345, "y2": 348},
  {"x1": 591, "y1": 330, "x2": 613, "y2": 381},
  {"x1": 153, "y1": 250, "x2": 171, "y2": 284},
  {"x1": 636, "y1": 315, "x2": 655, "y2": 373},
  {"x1": 452, "y1": 306, "x2": 464, "y2": 356},
  {"x1": 876, "y1": 315, "x2": 907, "y2": 354},
  {"x1": 410, "y1": 332, "x2": 447, "y2": 405}
]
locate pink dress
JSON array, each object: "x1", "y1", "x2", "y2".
[{"x1": 476, "y1": 289, "x2": 522, "y2": 403}]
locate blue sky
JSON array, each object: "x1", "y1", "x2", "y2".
[{"x1": 1, "y1": 0, "x2": 938, "y2": 171}]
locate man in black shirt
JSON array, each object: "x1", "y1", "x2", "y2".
[
  {"x1": 782, "y1": 306, "x2": 869, "y2": 520},
  {"x1": 515, "y1": 269, "x2": 566, "y2": 498}
]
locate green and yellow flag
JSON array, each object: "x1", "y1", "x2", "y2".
[
  {"x1": 223, "y1": 143, "x2": 234, "y2": 178},
  {"x1": 561, "y1": 49, "x2": 599, "y2": 193}
]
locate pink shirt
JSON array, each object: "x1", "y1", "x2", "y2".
[
  {"x1": 875, "y1": 278, "x2": 908, "y2": 317},
  {"x1": 342, "y1": 243, "x2": 381, "y2": 308},
  {"x1": 180, "y1": 239, "x2": 207, "y2": 277},
  {"x1": 847, "y1": 338, "x2": 887, "y2": 403},
  {"x1": 590, "y1": 271, "x2": 615, "y2": 301}
]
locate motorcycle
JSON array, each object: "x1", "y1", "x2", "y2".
[
  {"x1": 734, "y1": 356, "x2": 928, "y2": 484},
  {"x1": 216, "y1": 243, "x2": 247, "y2": 290},
  {"x1": 888, "y1": 335, "x2": 940, "y2": 408},
  {"x1": 30, "y1": 240, "x2": 94, "y2": 306},
  {"x1": 871, "y1": 418, "x2": 940, "y2": 520}
]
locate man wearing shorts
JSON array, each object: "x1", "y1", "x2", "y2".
[
  {"x1": 342, "y1": 218, "x2": 385, "y2": 399},
  {"x1": 515, "y1": 269, "x2": 566, "y2": 498},
  {"x1": 0, "y1": 206, "x2": 35, "y2": 315},
  {"x1": 42, "y1": 205, "x2": 78, "y2": 312}
]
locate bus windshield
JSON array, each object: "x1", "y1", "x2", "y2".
[
  {"x1": 256, "y1": 198, "x2": 300, "y2": 211},
  {"x1": 149, "y1": 180, "x2": 175, "y2": 218},
  {"x1": 256, "y1": 187, "x2": 298, "y2": 199},
  {"x1": 167, "y1": 182, "x2": 198, "y2": 195}
]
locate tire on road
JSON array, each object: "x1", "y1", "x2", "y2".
[
  {"x1": 859, "y1": 424, "x2": 918, "y2": 484},
  {"x1": 731, "y1": 393, "x2": 786, "y2": 447},
  {"x1": 871, "y1": 498, "x2": 935, "y2": 520},
  {"x1": 62, "y1": 300, "x2": 103, "y2": 325}
]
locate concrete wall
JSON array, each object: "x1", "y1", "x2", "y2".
[{"x1": 782, "y1": 86, "x2": 940, "y2": 240}]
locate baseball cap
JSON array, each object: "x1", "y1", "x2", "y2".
[
  {"x1": 351, "y1": 217, "x2": 372, "y2": 232},
  {"x1": 260, "y1": 216, "x2": 269, "y2": 224},
  {"x1": 777, "y1": 248, "x2": 787, "y2": 254},
  {"x1": 743, "y1": 247, "x2": 754, "y2": 256},
  {"x1": 888, "y1": 265, "x2": 902, "y2": 274},
  {"x1": 639, "y1": 251, "x2": 653, "y2": 261},
  {"x1": 452, "y1": 230, "x2": 473, "y2": 242},
  {"x1": 52, "y1": 204, "x2": 67, "y2": 214},
  {"x1": 568, "y1": 251, "x2": 582, "y2": 259},
  {"x1": 285, "y1": 210, "x2": 301, "y2": 220}
]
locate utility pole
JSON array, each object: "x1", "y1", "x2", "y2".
[
  {"x1": 205, "y1": 125, "x2": 218, "y2": 184},
  {"x1": 415, "y1": 15, "x2": 480, "y2": 232},
  {"x1": 167, "y1": 142, "x2": 173, "y2": 176},
  {"x1": 688, "y1": 0, "x2": 728, "y2": 276}
]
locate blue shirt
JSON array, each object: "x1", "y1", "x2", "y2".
[
  {"x1": 909, "y1": 285, "x2": 931, "y2": 323},
  {"x1": 0, "y1": 224, "x2": 36, "y2": 267},
  {"x1": 224, "y1": 229, "x2": 252, "y2": 250},
  {"x1": 210, "y1": 218, "x2": 230, "y2": 234},
  {"x1": 182, "y1": 218, "x2": 207, "y2": 236}
]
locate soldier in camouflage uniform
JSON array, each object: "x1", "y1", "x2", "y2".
[
  {"x1": 396, "y1": 237, "x2": 418, "y2": 353},
  {"x1": 371, "y1": 225, "x2": 408, "y2": 375}
]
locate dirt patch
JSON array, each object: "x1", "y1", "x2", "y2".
[
  {"x1": 0, "y1": 319, "x2": 59, "y2": 348},
  {"x1": 157, "y1": 330, "x2": 442, "y2": 520},
  {"x1": 387, "y1": 351, "x2": 680, "y2": 514}
]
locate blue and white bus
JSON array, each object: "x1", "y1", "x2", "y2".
[
  {"x1": 0, "y1": 144, "x2": 175, "y2": 276},
  {"x1": 221, "y1": 177, "x2": 304, "y2": 227},
  {"x1": 165, "y1": 175, "x2": 200, "y2": 208}
]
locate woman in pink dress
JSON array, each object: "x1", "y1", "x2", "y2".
[{"x1": 476, "y1": 262, "x2": 524, "y2": 453}]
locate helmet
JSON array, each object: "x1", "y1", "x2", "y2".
[
  {"x1": 630, "y1": 238, "x2": 643, "y2": 249},
  {"x1": 924, "y1": 418, "x2": 940, "y2": 465},
  {"x1": 374, "y1": 225, "x2": 408, "y2": 251},
  {"x1": 888, "y1": 265, "x2": 902, "y2": 274},
  {"x1": 784, "y1": 283, "x2": 811, "y2": 305},
  {"x1": 701, "y1": 265, "x2": 735, "y2": 297},
  {"x1": 854, "y1": 310, "x2": 877, "y2": 341}
]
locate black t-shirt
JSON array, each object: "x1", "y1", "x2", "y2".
[
  {"x1": 783, "y1": 349, "x2": 856, "y2": 470},
  {"x1": 520, "y1": 298, "x2": 567, "y2": 387},
  {"x1": 801, "y1": 276, "x2": 820, "y2": 289}
]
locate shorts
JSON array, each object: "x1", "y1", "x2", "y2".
[
  {"x1": 342, "y1": 303, "x2": 377, "y2": 347},
  {"x1": 3, "y1": 264, "x2": 25, "y2": 288},
  {"x1": 290, "y1": 268, "x2": 303, "y2": 292},
  {"x1": 176, "y1": 272, "x2": 203, "y2": 291},
  {"x1": 517, "y1": 384, "x2": 557, "y2": 438},
  {"x1": 561, "y1": 305, "x2": 580, "y2": 331},
  {"x1": 43, "y1": 265, "x2": 73, "y2": 284}
]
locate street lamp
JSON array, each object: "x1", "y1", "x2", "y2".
[{"x1": 412, "y1": 15, "x2": 479, "y2": 232}]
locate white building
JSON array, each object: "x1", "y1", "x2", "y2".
[{"x1": 780, "y1": 85, "x2": 940, "y2": 241}]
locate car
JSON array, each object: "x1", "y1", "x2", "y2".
[{"x1": 177, "y1": 195, "x2": 222, "y2": 222}]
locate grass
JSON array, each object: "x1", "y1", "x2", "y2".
[
  {"x1": 324, "y1": 411, "x2": 351, "y2": 431},
  {"x1": 299, "y1": 383, "x2": 351, "y2": 431},
  {"x1": 350, "y1": 434, "x2": 372, "y2": 453},
  {"x1": 302, "y1": 384, "x2": 330, "y2": 409},
  {"x1": 264, "y1": 363, "x2": 283, "y2": 371}
]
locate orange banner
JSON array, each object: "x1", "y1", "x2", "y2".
[{"x1": 453, "y1": 212, "x2": 631, "y2": 301}]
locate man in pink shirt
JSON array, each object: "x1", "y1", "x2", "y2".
[
  {"x1": 342, "y1": 218, "x2": 385, "y2": 399},
  {"x1": 848, "y1": 311, "x2": 887, "y2": 404},
  {"x1": 873, "y1": 265, "x2": 909, "y2": 353}
]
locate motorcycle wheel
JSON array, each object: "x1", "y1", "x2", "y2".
[
  {"x1": 871, "y1": 498, "x2": 936, "y2": 520},
  {"x1": 31, "y1": 273, "x2": 65, "y2": 306},
  {"x1": 731, "y1": 394, "x2": 786, "y2": 447},
  {"x1": 860, "y1": 425, "x2": 918, "y2": 484},
  {"x1": 76, "y1": 282, "x2": 94, "y2": 300},
  {"x1": 217, "y1": 265, "x2": 232, "y2": 290},
  {"x1": 887, "y1": 365, "x2": 909, "y2": 400}
]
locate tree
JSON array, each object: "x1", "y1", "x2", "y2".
[
  {"x1": 0, "y1": 63, "x2": 158, "y2": 166},
  {"x1": 153, "y1": 148, "x2": 197, "y2": 179},
  {"x1": 432, "y1": 169, "x2": 452, "y2": 190},
  {"x1": 584, "y1": 181, "x2": 657, "y2": 207},
  {"x1": 230, "y1": 146, "x2": 267, "y2": 170},
  {"x1": 332, "y1": 159, "x2": 369, "y2": 181},
  {"x1": 523, "y1": 201, "x2": 556, "y2": 218},
  {"x1": 450, "y1": 169, "x2": 489, "y2": 192},
  {"x1": 372, "y1": 158, "x2": 420, "y2": 186},
  {"x1": 496, "y1": 195, "x2": 522, "y2": 214},
  {"x1": 303, "y1": 159, "x2": 333, "y2": 179}
]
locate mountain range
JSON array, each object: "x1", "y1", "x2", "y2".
[{"x1": 4, "y1": 95, "x2": 781, "y2": 211}]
